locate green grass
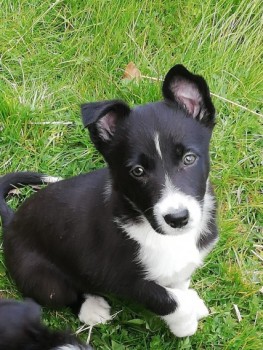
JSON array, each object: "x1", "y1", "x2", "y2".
[{"x1": 0, "y1": 0, "x2": 262, "y2": 349}]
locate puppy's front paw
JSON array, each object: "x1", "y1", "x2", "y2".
[
  {"x1": 164, "y1": 311, "x2": 198, "y2": 337},
  {"x1": 78, "y1": 295, "x2": 111, "y2": 326},
  {"x1": 162, "y1": 288, "x2": 198, "y2": 337},
  {"x1": 187, "y1": 289, "x2": 209, "y2": 320},
  {"x1": 195, "y1": 297, "x2": 209, "y2": 320},
  {"x1": 162, "y1": 288, "x2": 208, "y2": 337}
]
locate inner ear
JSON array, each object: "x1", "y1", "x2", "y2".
[
  {"x1": 81, "y1": 100, "x2": 130, "y2": 155},
  {"x1": 97, "y1": 112, "x2": 118, "y2": 141},
  {"x1": 162, "y1": 64, "x2": 215, "y2": 127},
  {"x1": 170, "y1": 79, "x2": 202, "y2": 119}
]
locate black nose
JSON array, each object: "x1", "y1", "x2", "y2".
[{"x1": 164, "y1": 209, "x2": 189, "y2": 228}]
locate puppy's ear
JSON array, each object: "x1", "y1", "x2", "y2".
[
  {"x1": 162, "y1": 64, "x2": 215, "y2": 127},
  {"x1": 81, "y1": 99, "x2": 130, "y2": 153}
]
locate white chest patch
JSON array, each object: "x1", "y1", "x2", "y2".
[{"x1": 122, "y1": 218, "x2": 203, "y2": 288}]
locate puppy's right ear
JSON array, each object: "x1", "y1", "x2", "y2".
[
  {"x1": 81, "y1": 100, "x2": 130, "y2": 152},
  {"x1": 162, "y1": 65, "x2": 215, "y2": 128}
]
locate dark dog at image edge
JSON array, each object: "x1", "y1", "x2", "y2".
[
  {"x1": 0, "y1": 298, "x2": 93, "y2": 350},
  {"x1": 0, "y1": 64, "x2": 218, "y2": 338}
]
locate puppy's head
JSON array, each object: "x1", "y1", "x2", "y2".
[
  {"x1": 81, "y1": 65, "x2": 215, "y2": 236},
  {"x1": 0, "y1": 299, "x2": 93, "y2": 350},
  {"x1": 0, "y1": 298, "x2": 41, "y2": 349}
]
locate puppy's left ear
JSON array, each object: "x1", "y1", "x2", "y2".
[
  {"x1": 162, "y1": 64, "x2": 215, "y2": 128},
  {"x1": 81, "y1": 99, "x2": 130, "y2": 153}
]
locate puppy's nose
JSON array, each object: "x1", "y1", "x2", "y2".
[{"x1": 164, "y1": 209, "x2": 189, "y2": 228}]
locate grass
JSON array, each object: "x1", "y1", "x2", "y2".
[{"x1": 0, "y1": 0, "x2": 262, "y2": 349}]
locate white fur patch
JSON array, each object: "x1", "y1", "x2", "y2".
[
  {"x1": 162, "y1": 288, "x2": 209, "y2": 337},
  {"x1": 154, "y1": 176, "x2": 202, "y2": 237},
  {"x1": 78, "y1": 295, "x2": 111, "y2": 326},
  {"x1": 199, "y1": 191, "x2": 218, "y2": 258},
  {"x1": 154, "y1": 133, "x2": 162, "y2": 159},
  {"x1": 121, "y1": 217, "x2": 202, "y2": 287},
  {"x1": 117, "y1": 179, "x2": 214, "y2": 337},
  {"x1": 41, "y1": 175, "x2": 63, "y2": 183},
  {"x1": 118, "y1": 181, "x2": 215, "y2": 288}
]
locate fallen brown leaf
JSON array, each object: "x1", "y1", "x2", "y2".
[{"x1": 123, "y1": 62, "x2": 141, "y2": 81}]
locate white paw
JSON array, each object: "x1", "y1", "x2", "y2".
[
  {"x1": 187, "y1": 289, "x2": 209, "y2": 320},
  {"x1": 78, "y1": 295, "x2": 111, "y2": 326},
  {"x1": 162, "y1": 288, "x2": 198, "y2": 337},
  {"x1": 162, "y1": 288, "x2": 208, "y2": 337},
  {"x1": 195, "y1": 297, "x2": 209, "y2": 320},
  {"x1": 164, "y1": 312, "x2": 198, "y2": 338}
]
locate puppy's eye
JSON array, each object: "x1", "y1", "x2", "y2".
[
  {"x1": 183, "y1": 153, "x2": 197, "y2": 166},
  {"x1": 130, "y1": 166, "x2": 145, "y2": 178}
]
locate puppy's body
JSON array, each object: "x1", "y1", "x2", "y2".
[
  {"x1": 0, "y1": 65, "x2": 218, "y2": 337},
  {"x1": 6, "y1": 170, "x2": 144, "y2": 300}
]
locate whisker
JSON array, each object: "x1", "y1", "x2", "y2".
[{"x1": 143, "y1": 206, "x2": 155, "y2": 214}]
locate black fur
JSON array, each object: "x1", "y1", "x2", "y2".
[
  {"x1": 0, "y1": 64, "x2": 218, "y2": 329},
  {"x1": 0, "y1": 298, "x2": 93, "y2": 350},
  {"x1": 0, "y1": 172, "x2": 49, "y2": 229}
]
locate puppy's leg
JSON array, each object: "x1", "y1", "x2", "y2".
[
  {"x1": 129, "y1": 280, "x2": 205, "y2": 337},
  {"x1": 8, "y1": 252, "x2": 78, "y2": 308},
  {"x1": 77, "y1": 295, "x2": 111, "y2": 326}
]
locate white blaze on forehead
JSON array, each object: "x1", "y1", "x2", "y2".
[{"x1": 154, "y1": 132, "x2": 162, "y2": 159}]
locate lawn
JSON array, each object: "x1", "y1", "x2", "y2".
[{"x1": 0, "y1": 0, "x2": 262, "y2": 349}]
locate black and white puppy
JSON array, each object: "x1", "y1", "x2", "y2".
[
  {"x1": 0, "y1": 298, "x2": 93, "y2": 350},
  {"x1": 0, "y1": 65, "x2": 218, "y2": 337}
]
